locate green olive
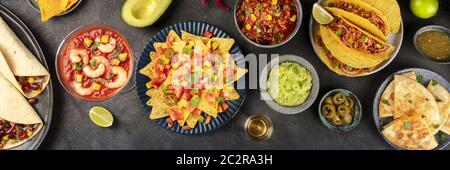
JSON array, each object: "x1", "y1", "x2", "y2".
[
  {"x1": 337, "y1": 105, "x2": 351, "y2": 116},
  {"x1": 324, "y1": 96, "x2": 333, "y2": 105},
  {"x1": 333, "y1": 93, "x2": 346, "y2": 105},
  {"x1": 322, "y1": 104, "x2": 336, "y2": 119},
  {"x1": 346, "y1": 96, "x2": 355, "y2": 109},
  {"x1": 342, "y1": 114, "x2": 352, "y2": 125},
  {"x1": 331, "y1": 115, "x2": 343, "y2": 126}
]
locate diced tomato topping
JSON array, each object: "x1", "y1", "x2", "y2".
[
  {"x1": 221, "y1": 103, "x2": 229, "y2": 111},
  {"x1": 221, "y1": 91, "x2": 230, "y2": 99},
  {"x1": 169, "y1": 107, "x2": 183, "y2": 121},
  {"x1": 192, "y1": 108, "x2": 202, "y2": 116},
  {"x1": 173, "y1": 87, "x2": 184, "y2": 100},
  {"x1": 182, "y1": 125, "x2": 191, "y2": 131},
  {"x1": 181, "y1": 91, "x2": 191, "y2": 100},
  {"x1": 203, "y1": 31, "x2": 213, "y2": 38},
  {"x1": 166, "y1": 117, "x2": 174, "y2": 128}
]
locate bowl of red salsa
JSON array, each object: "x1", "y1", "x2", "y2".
[
  {"x1": 56, "y1": 25, "x2": 133, "y2": 101},
  {"x1": 234, "y1": 0, "x2": 302, "y2": 48}
]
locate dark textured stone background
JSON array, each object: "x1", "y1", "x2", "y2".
[{"x1": 1, "y1": 0, "x2": 448, "y2": 149}]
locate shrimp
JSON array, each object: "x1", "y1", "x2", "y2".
[
  {"x1": 105, "y1": 66, "x2": 128, "y2": 89},
  {"x1": 83, "y1": 56, "x2": 110, "y2": 78},
  {"x1": 72, "y1": 82, "x2": 94, "y2": 96},
  {"x1": 96, "y1": 37, "x2": 117, "y2": 53},
  {"x1": 70, "y1": 48, "x2": 88, "y2": 64}
]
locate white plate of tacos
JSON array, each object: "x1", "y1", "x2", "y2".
[
  {"x1": 0, "y1": 4, "x2": 52, "y2": 150},
  {"x1": 309, "y1": 0, "x2": 403, "y2": 77},
  {"x1": 373, "y1": 68, "x2": 450, "y2": 150}
]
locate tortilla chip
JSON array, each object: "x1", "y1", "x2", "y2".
[
  {"x1": 167, "y1": 30, "x2": 181, "y2": 42},
  {"x1": 139, "y1": 62, "x2": 156, "y2": 79},
  {"x1": 172, "y1": 41, "x2": 186, "y2": 54},
  {"x1": 181, "y1": 31, "x2": 210, "y2": 44},
  {"x1": 37, "y1": 0, "x2": 74, "y2": 22},
  {"x1": 186, "y1": 114, "x2": 200, "y2": 128},
  {"x1": 207, "y1": 38, "x2": 235, "y2": 54},
  {"x1": 223, "y1": 84, "x2": 240, "y2": 100},
  {"x1": 153, "y1": 42, "x2": 168, "y2": 52}
]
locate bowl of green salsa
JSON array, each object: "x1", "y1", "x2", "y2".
[
  {"x1": 414, "y1": 25, "x2": 450, "y2": 64},
  {"x1": 260, "y1": 55, "x2": 320, "y2": 114}
]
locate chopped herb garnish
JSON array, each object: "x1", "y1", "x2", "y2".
[
  {"x1": 347, "y1": 39, "x2": 354, "y2": 45},
  {"x1": 382, "y1": 99, "x2": 390, "y2": 105},
  {"x1": 345, "y1": 65, "x2": 353, "y2": 71},
  {"x1": 217, "y1": 96, "x2": 225, "y2": 103},
  {"x1": 361, "y1": 35, "x2": 369, "y2": 43},
  {"x1": 434, "y1": 124, "x2": 440, "y2": 129},
  {"x1": 72, "y1": 63, "x2": 81, "y2": 70},
  {"x1": 90, "y1": 59, "x2": 97, "y2": 68},
  {"x1": 183, "y1": 47, "x2": 192, "y2": 55},
  {"x1": 91, "y1": 42, "x2": 99, "y2": 51},
  {"x1": 403, "y1": 121, "x2": 412, "y2": 129},
  {"x1": 255, "y1": 4, "x2": 262, "y2": 11},
  {"x1": 439, "y1": 132, "x2": 448, "y2": 142},
  {"x1": 431, "y1": 80, "x2": 438, "y2": 86},
  {"x1": 336, "y1": 29, "x2": 344, "y2": 36},
  {"x1": 416, "y1": 74, "x2": 424, "y2": 82},
  {"x1": 244, "y1": 10, "x2": 251, "y2": 16}
]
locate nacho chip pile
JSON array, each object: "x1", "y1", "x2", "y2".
[
  {"x1": 36, "y1": 0, "x2": 78, "y2": 22},
  {"x1": 139, "y1": 30, "x2": 247, "y2": 130},
  {"x1": 379, "y1": 71, "x2": 450, "y2": 150}
]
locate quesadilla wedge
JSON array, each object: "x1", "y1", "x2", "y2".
[
  {"x1": 0, "y1": 16, "x2": 50, "y2": 98},
  {"x1": 0, "y1": 73, "x2": 43, "y2": 149},
  {"x1": 325, "y1": 0, "x2": 390, "y2": 41},
  {"x1": 379, "y1": 72, "x2": 417, "y2": 118},
  {"x1": 393, "y1": 76, "x2": 441, "y2": 130},
  {"x1": 382, "y1": 115, "x2": 437, "y2": 150},
  {"x1": 427, "y1": 80, "x2": 449, "y2": 102},
  {"x1": 440, "y1": 102, "x2": 450, "y2": 135},
  {"x1": 320, "y1": 18, "x2": 394, "y2": 68}
]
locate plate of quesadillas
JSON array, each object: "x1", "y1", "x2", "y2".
[{"x1": 374, "y1": 68, "x2": 450, "y2": 150}]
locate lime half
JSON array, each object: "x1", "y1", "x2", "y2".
[
  {"x1": 89, "y1": 106, "x2": 114, "y2": 127},
  {"x1": 313, "y1": 3, "x2": 334, "y2": 25}
]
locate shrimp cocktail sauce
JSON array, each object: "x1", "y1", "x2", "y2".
[
  {"x1": 236, "y1": 0, "x2": 298, "y2": 45},
  {"x1": 58, "y1": 26, "x2": 133, "y2": 101}
]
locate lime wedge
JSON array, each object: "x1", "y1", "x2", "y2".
[
  {"x1": 313, "y1": 3, "x2": 334, "y2": 25},
  {"x1": 89, "y1": 106, "x2": 114, "y2": 127}
]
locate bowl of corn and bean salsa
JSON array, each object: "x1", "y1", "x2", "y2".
[
  {"x1": 234, "y1": 0, "x2": 302, "y2": 48},
  {"x1": 56, "y1": 25, "x2": 133, "y2": 101}
]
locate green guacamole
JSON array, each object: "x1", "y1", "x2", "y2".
[{"x1": 268, "y1": 62, "x2": 312, "y2": 106}]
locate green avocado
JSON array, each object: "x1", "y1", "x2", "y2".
[{"x1": 121, "y1": 0, "x2": 172, "y2": 27}]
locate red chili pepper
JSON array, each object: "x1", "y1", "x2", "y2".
[
  {"x1": 214, "y1": 0, "x2": 230, "y2": 11},
  {"x1": 201, "y1": 0, "x2": 207, "y2": 7},
  {"x1": 201, "y1": 0, "x2": 230, "y2": 11}
]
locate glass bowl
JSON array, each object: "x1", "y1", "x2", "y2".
[
  {"x1": 318, "y1": 89, "x2": 362, "y2": 132},
  {"x1": 55, "y1": 24, "x2": 134, "y2": 102}
]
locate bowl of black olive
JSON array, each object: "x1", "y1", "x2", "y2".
[{"x1": 318, "y1": 89, "x2": 362, "y2": 132}]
